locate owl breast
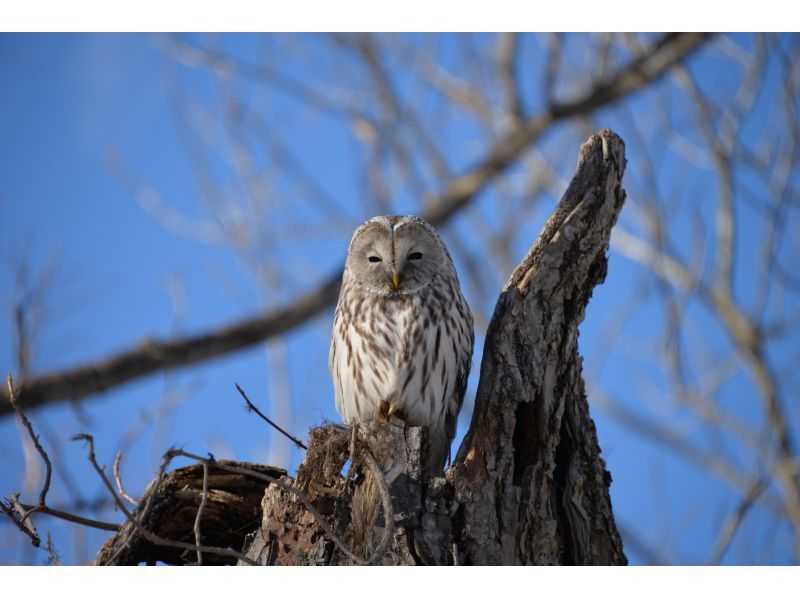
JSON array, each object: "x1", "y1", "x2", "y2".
[{"x1": 330, "y1": 279, "x2": 470, "y2": 440}]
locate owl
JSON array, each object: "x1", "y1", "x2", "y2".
[{"x1": 329, "y1": 215, "x2": 474, "y2": 475}]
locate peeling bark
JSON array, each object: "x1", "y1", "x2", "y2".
[
  {"x1": 94, "y1": 129, "x2": 628, "y2": 566},
  {"x1": 93, "y1": 461, "x2": 284, "y2": 565}
]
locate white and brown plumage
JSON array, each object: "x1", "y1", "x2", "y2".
[{"x1": 329, "y1": 215, "x2": 474, "y2": 474}]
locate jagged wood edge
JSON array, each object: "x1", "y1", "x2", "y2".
[
  {"x1": 93, "y1": 461, "x2": 284, "y2": 565},
  {"x1": 450, "y1": 129, "x2": 628, "y2": 564}
]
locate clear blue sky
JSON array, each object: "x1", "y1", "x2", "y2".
[{"x1": 0, "y1": 33, "x2": 796, "y2": 565}]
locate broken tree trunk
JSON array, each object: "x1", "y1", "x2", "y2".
[
  {"x1": 94, "y1": 129, "x2": 628, "y2": 565},
  {"x1": 93, "y1": 461, "x2": 284, "y2": 565},
  {"x1": 452, "y1": 128, "x2": 627, "y2": 565},
  {"x1": 239, "y1": 128, "x2": 628, "y2": 565}
]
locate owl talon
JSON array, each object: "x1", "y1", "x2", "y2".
[
  {"x1": 378, "y1": 399, "x2": 403, "y2": 423},
  {"x1": 377, "y1": 400, "x2": 392, "y2": 422}
]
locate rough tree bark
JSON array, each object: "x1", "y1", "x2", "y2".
[
  {"x1": 93, "y1": 461, "x2": 284, "y2": 565},
  {"x1": 94, "y1": 129, "x2": 628, "y2": 566}
]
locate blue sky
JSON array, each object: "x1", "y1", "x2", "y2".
[{"x1": 1, "y1": 33, "x2": 797, "y2": 565}]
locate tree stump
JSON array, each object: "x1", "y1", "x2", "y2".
[{"x1": 238, "y1": 129, "x2": 628, "y2": 565}]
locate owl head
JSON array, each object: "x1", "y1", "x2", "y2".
[{"x1": 345, "y1": 215, "x2": 454, "y2": 294}]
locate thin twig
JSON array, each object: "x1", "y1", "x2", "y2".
[
  {"x1": 1, "y1": 494, "x2": 40, "y2": 547},
  {"x1": 542, "y1": 32, "x2": 563, "y2": 105},
  {"x1": 497, "y1": 32, "x2": 523, "y2": 122},
  {"x1": 16, "y1": 502, "x2": 120, "y2": 532},
  {"x1": 7, "y1": 373, "x2": 52, "y2": 507},
  {"x1": 617, "y1": 521, "x2": 667, "y2": 565},
  {"x1": 194, "y1": 461, "x2": 209, "y2": 565},
  {"x1": 113, "y1": 451, "x2": 138, "y2": 507},
  {"x1": 104, "y1": 446, "x2": 183, "y2": 566},
  {"x1": 707, "y1": 477, "x2": 769, "y2": 565},
  {"x1": 2, "y1": 375, "x2": 120, "y2": 544},
  {"x1": 235, "y1": 383, "x2": 307, "y2": 450},
  {"x1": 44, "y1": 533, "x2": 63, "y2": 565},
  {"x1": 137, "y1": 447, "x2": 179, "y2": 525}
]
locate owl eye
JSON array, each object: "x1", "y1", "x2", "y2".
[
  {"x1": 408, "y1": 252, "x2": 423, "y2": 260},
  {"x1": 368, "y1": 255, "x2": 382, "y2": 263}
]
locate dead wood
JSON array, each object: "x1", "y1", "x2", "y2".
[
  {"x1": 234, "y1": 129, "x2": 628, "y2": 565},
  {"x1": 93, "y1": 460, "x2": 284, "y2": 565}
]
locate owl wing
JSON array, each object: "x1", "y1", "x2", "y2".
[
  {"x1": 441, "y1": 296, "x2": 474, "y2": 468},
  {"x1": 329, "y1": 300, "x2": 352, "y2": 421}
]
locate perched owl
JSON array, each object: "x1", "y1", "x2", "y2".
[{"x1": 329, "y1": 215, "x2": 474, "y2": 475}]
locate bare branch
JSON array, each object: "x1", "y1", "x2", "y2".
[
  {"x1": 542, "y1": 32, "x2": 563, "y2": 105},
  {"x1": 44, "y1": 533, "x2": 63, "y2": 566},
  {"x1": 594, "y1": 391, "x2": 784, "y2": 515},
  {"x1": 707, "y1": 477, "x2": 769, "y2": 565},
  {"x1": 6, "y1": 374, "x2": 52, "y2": 507},
  {"x1": 113, "y1": 452, "x2": 138, "y2": 507},
  {"x1": 1, "y1": 274, "x2": 340, "y2": 416},
  {"x1": 235, "y1": 383, "x2": 307, "y2": 450},
  {"x1": 1, "y1": 494, "x2": 41, "y2": 547},
  {"x1": 497, "y1": 32, "x2": 523, "y2": 122},
  {"x1": 193, "y1": 462, "x2": 209, "y2": 566},
  {"x1": 612, "y1": 225, "x2": 800, "y2": 547},
  {"x1": 617, "y1": 521, "x2": 667, "y2": 565},
  {"x1": 14, "y1": 502, "x2": 120, "y2": 532},
  {"x1": 2, "y1": 380, "x2": 121, "y2": 540}
]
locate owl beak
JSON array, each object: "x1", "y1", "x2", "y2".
[{"x1": 390, "y1": 270, "x2": 401, "y2": 290}]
